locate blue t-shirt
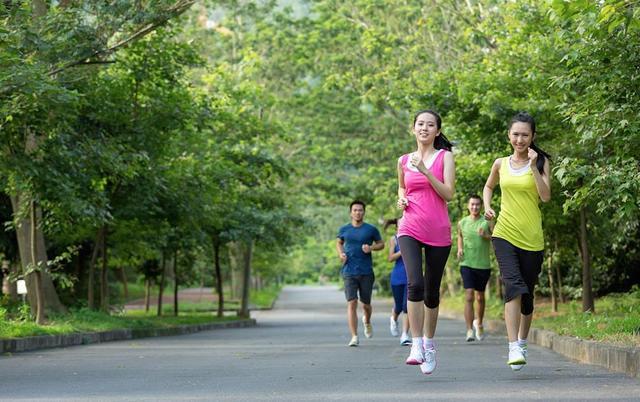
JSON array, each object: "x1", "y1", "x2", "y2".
[
  {"x1": 390, "y1": 235, "x2": 407, "y2": 285},
  {"x1": 337, "y1": 222, "x2": 382, "y2": 277}
]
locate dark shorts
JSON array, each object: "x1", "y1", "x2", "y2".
[
  {"x1": 460, "y1": 266, "x2": 491, "y2": 291},
  {"x1": 344, "y1": 274, "x2": 375, "y2": 304},
  {"x1": 492, "y1": 237, "x2": 543, "y2": 315}
]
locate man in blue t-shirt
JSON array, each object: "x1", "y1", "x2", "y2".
[{"x1": 336, "y1": 200, "x2": 384, "y2": 347}]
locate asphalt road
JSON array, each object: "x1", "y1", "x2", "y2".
[{"x1": 0, "y1": 285, "x2": 638, "y2": 401}]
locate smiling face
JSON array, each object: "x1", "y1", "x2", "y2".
[
  {"x1": 508, "y1": 121, "x2": 534, "y2": 154},
  {"x1": 413, "y1": 112, "x2": 440, "y2": 145}
]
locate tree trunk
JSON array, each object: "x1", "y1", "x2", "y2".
[
  {"x1": 29, "y1": 200, "x2": 45, "y2": 324},
  {"x1": 87, "y1": 227, "x2": 103, "y2": 310},
  {"x1": 10, "y1": 195, "x2": 66, "y2": 315},
  {"x1": 546, "y1": 248, "x2": 557, "y2": 313},
  {"x1": 579, "y1": 207, "x2": 595, "y2": 313},
  {"x1": 213, "y1": 239, "x2": 224, "y2": 318},
  {"x1": 444, "y1": 263, "x2": 457, "y2": 296},
  {"x1": 239, "y1": 241, "x2": 253, "y2": 318},
  {"x1": 173, "y1": 249, "x2": 179, "y2": 317},
  {"x1": 554, "y1": 241, "x2": 565, "y2": 303},
  {"x1": 228, "y1": 243, "x2": 242, "y2": 299},
  {"x1": 1, "y1": 260, "x2": 18, "y2": 300},
  {"x1": 119, "y1": 267, "x2": 129, "y2": 300},
  {"x1": 157, "y1": 251, "x2": 166, "y2": 316},
  {"x1": 99, "y1": 225, "x2": 109, "y2": 312},
  {"x1": 144, "y1": 278, "x2": 150, "y2": 313}
]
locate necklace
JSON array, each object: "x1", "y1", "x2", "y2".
[{"x1": 511, "y1": 156, "x2": 529, "y2": 163}]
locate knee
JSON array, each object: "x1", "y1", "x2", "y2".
[
  {"x1": 425, "y1": 293, "x2": 440, "y2": 309},
  {"x1": 475, "y1": 292, "x2": 485, "y2": 303},
  {"x1": 521, "y1": 296, "x2": 534, "y2": 315},
  {"x1": 464, "y1": 291, "x2": 474, "y2": 303},
  {"x1": 407, "y1": 284, "x2": 424, "y2": 302}
]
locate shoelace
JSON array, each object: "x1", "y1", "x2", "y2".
[{"x1": 424, "y1": 348, "x2": 436, "y2": 363}]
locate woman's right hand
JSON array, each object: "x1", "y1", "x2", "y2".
[
  {"x1": 397, "y1": 197, "x2": 409, "y2": 210},
  {"x1": 484, "y1": 208, "x2": 496, "y2": 220}
]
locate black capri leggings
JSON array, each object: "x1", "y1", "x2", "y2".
[
  {"x1": 398, "y1": 235, "x2": 451, "y2": 308},
  {"x1": 492, "y1": 237, "x2": 543, "y2": 315}
]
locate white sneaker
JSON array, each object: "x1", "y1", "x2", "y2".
[
  {"x1": 508, "y1": 343, "x2": 526, "y2": 369},
  {"x1": 405, "y1": 342, "x2": 424, "y2": 365},
  {"x1": 420, "y1": 346, "x2": 437, "y2": 375},
  {"x1": 362, "y1": 316, "x2": 373, "y2": 338},
  {"x1": 510, "y1": 345, "x2": 528, "y2": 371},
  {"x1": 400, "y1": 332, "x2": 412, "y2": 346},
  {"x1": 466, "y1": 329, "x2": 475, "y2": 342},
  {"x1": 473, "y1": 319, "x2": 485, "y2": 341},
  {"x1": 348, "y1": 335, "x2": 359, "y2": 347},
  {"x1": 389, "y1": 316, "x2": 399, "y2": 337}
]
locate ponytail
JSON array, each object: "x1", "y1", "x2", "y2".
[{"x1": 530, "y1": 142, "x2": 551, "y2": 174}]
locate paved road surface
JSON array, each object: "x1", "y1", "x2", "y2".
[{"x1": 0, "y1": 285, "x2": 638, "y2": 401}]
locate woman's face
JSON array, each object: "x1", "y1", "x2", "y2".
[
  {"x1": 413, "y1": 112, "x2": 440, "y2": 144},
  {"x1": 508, "y1": 121, "x2": 534, "y2": 153}
]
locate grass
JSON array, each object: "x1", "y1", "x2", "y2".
[
  {"x1": 0, "y1": 285, "x2": 282, "y2": 340},
  {"x1": 439, "y1": 288, "x2": 640, "y2": 347},
  {"x1": 0, "y1": 308, "x2": 238, "y2": 339}
]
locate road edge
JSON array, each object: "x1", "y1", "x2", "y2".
[
  {"x1": 440, "y1": 310, "x2": 639, "y2": 378},
  {"x1": 0, "y1": 318, "x2": 256, "y2": 355}
]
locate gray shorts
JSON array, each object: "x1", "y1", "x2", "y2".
[{"x1": 343, "y1": 274, "x2": 375, "y2": 304}]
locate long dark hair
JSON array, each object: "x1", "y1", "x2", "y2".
[
  {"x1": 509, "y1": 112, "x2": 551, "y2": 174},
  {"x1": 413, "y1": 109, "x2": 453, "y2": 151}
]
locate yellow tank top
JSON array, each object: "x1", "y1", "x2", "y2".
[{"x1": 492, "y1": 157, "x2": 544, "y2": 251}]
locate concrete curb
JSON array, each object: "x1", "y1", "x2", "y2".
[
  {"x1": 0, "y1": 318, "x2": 256, "y2": 355},
  {"x1": 441, "y1": 310, "x2": 639, "y2": 378}
]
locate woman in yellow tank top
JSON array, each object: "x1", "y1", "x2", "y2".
[{"x1": 483, "y1": 112, "x2": 551, "y2": 372}]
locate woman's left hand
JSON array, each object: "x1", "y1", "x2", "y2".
[
  {"x1": 410, "y1": 153, "x2": 426, "y2": 173},
  {"x1": 528, "y1": 148, "x2": 538, "y2": 165}
]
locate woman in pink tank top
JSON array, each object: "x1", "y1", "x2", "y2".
[{"x1": 397, "y1": 110, "x2": 455, "y2": 375}]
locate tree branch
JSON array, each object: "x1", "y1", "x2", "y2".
[{"x1": 47, "y1": 0, "x2": 196, "y2": 76}]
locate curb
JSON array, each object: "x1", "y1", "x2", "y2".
[
  {"x1": 440, "y1": 310, "x2": 639, "y2": 378},
  {"x1": 0, "y1": 318, "x2": 256, "y2": 355}
]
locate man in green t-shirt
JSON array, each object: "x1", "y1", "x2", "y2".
[{"x1": 457, "y1": 195, "x2": 494, "y2": 342}]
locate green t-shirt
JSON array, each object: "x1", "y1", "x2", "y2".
[{"x1": 459, "y1": 215, "x2": 491, "y2": 269}]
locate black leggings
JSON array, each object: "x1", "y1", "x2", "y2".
[
  {"x1": 398, "y1": 236, "x2": 451, "y2": 308},
  {"x1": 492, "y1": 237, "x2": 543, "y2": 315}
]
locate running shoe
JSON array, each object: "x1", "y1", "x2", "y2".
[
  {"x1": 466, "y1": 329, "x2": 475, "y2": 342},
  {"x1": 348, "y1": 335, "x2": 359, "y2": 347},
  {"x1": 507, "y1": 343, "x2": 526, "y2": 368},
  {"x1": 390, "y1": 316, "x2": 399, "y2": 337},
  {"x1": 405, "y1": 342, "x2": 424, "y2": 365},
  {"x1": 420, "y1": 346, "x2": 437, "y2": 375},
  {"x1": 510, "y1": 344, "x2": 527, "y2": 371},
  {"x1": 473, "y1": 319, "x2": 485, "y2": 341},
  {"x1": 400, "y1": 332, "x2": 412, "y2": 346},
  {"x1": 362, "y1": 316, "x2": 373, "y2": 338}
]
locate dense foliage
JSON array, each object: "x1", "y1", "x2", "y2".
[{"x1": 0, "y1": 0, "x2": 638, "y2": 320}]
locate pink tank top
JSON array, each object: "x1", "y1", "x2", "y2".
[{"x1": 397, "y1": 150, "x2": 451, "y2": 246}]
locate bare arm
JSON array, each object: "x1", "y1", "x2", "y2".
[
  {"x1": 483, "y1": 158, "x2": 501, "y2": 220},
  {"x1": 363, "y1": 239, "x2": 384, "y2": 254},
  {"x1": 336, "y1": 238, "x2": 346, "y2": 264},
  {"x1": 456, "y1": 222, "x2": 464, "y2": 260},
  {"x1": 397, "y1": 158, "x2": 408, "y2": 209},
  {"x1": 530, "y1": 154, "x2": 551, "y2": 202},
  {"x1": 388, "y1": 236, "x2": 401, "y2": 262},
  {"x1": 415, "y1": 151, "x2": 456, "y2": 201}
]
